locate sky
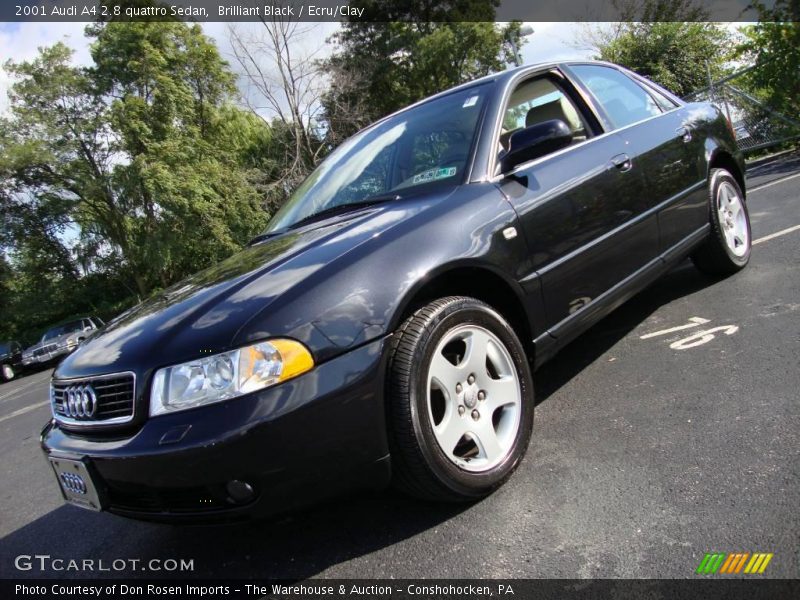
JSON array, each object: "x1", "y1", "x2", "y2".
[{"x1": 0, "y1": 21, "x2": 592, "y2": 116}]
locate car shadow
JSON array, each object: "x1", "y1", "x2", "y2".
[
  {"x1": 0, "y1": 261, "x2": 723, "y2": 581},
  {"x1": 0, "y1": 489, "x2": 469, "y2": 580},
  {"x1": 534, "y1": 259, "x2": 721, "y2": 404}
]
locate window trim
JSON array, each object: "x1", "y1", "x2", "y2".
[
  {"x1": 487, "y1": 68, "x2": 604, "y2": 178},
  {"x1": 626, "y1": 71, "x2": 684, "y2": 109},
  {"x1": 563, "y1": 62, "x2": 685, "y2": 130},
  {"x1": 564, "y1": 63, "x2": 668, "y2": 131}
]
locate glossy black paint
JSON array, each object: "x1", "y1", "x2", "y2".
[
  {"x1": 1, "y1": 341, "x2": 23, "y2": 379},
  {"x1": 501, "y1": 119, "x2": 574, "y2": 172},
  {"x1": 42, "y1": 61, "x2": 745, "y2": 521}
]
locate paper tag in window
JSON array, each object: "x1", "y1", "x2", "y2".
[
  {"x1": 462, "y1": 95, "x2": 479, "y2": 108},
  {"x1": 412, "y1": 166, "x2": 457, "y2": 184}
]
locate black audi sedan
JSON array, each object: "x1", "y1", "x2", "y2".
[{"x1": 41, "y1": 61, "x2": 750, "y2": 521}]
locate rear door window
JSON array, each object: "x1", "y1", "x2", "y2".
[{"x1": 571, "y1": 65, "x2": 662, "y2": 129}]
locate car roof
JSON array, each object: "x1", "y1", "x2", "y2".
[{"x1": 368, "y1": 60, "x2": 634, "y2": 129}]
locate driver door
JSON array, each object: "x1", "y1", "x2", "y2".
[{"x1": 496, "y1": 72, "x2": 658, "y2": 340}]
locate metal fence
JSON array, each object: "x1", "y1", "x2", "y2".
[{"x1": 684, "y1": 64, "x2": 800, "y2": 154}]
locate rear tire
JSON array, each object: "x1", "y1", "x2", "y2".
[
  {"x1": 386, "y1": 296, "x2": 534, "y2": 502},
  {"x1": 1, "y1": 364, "x2": 14, "y2": 381},
  {"x1": 691, "y1": 168, "x2": 751, "y2": 275}
]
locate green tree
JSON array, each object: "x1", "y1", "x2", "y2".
[
  {"x1": 2, "y1": 21, "x2": 269, "y2": 300},
  {"x1": 322, "y1": 1, "x2": 523, "y2": 140},
  {"x1": 591, "y1": 22, "x2": 734, "y2": 97},
  {"x1": 736, "y1": 1, "x2": 800, "y2": 116}
]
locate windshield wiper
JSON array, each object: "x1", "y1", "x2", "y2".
[
  {"x1": 287, "y1": 194, "x2": 401, "y2": 230},
  {"x1": 247, "y1": 231, "x2": 284, "y2": 246}
]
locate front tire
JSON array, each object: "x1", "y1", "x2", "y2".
[
  {"x1": 387, "y1": 296, "x2": 534, "y2": 502},
  {"x1": 2, "y1": 364, "x2": 14, "y2": 381},
  {"x1": 691, "y1": 168, "x2": 751, "y2": 275}
]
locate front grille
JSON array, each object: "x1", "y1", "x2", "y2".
[
  {"x1": 35, "y1": 344, "x2": 58, "y2": 357},
  {"x1": 52, "y1": 372, "x2": 135, "y2": 425},
  {"x1": 106, "y1": 481, "x2": 238, "y2": 514}
]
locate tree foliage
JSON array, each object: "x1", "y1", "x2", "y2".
[
  {"x1": 229, "y1": 21, "x2": 328, "y2": 214},
  {"x1": 736, "y1": 1, "x2": 800, "y2": 116},
  {"x1": 2, "y1": 1, "x2": 520, "y2": 344},
  {"x1": 321, "y1": 1, "x2": 523, "y2": 139},
  {"x1": 1, "y1": 20, "x2": 271, "y2": 342},
  {"x1": 591, "y1": 21, "x2": 734, "y2": 97}
]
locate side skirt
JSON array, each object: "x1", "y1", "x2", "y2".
[{"x1": 532, "y1": 224, "x2": 710, "y2": 369}]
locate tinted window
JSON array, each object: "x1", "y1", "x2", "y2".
[
  {"x1": 265, "y1": 85, "x2": 489, "y2": 232},
  {"x1": 644, "y1": 83, "x2": 679, "y2": 111},
  {"x1": 571, "y1": 65, "x2": 662, "y2": 129},
  {"x1": 43, "y1": 321, "x2": 84, "y2": 341},
  {"x1": 498, "y1": 77, "x2": 588, "y2": 162}
]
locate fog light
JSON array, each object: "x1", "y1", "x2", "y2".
[{"x1": 226, "y1": 480, "x2": 255, "y2": 503}]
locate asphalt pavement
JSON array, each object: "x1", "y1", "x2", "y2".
[{"x1": 1, "y1": 152, "x2": 798, "y2": 580}]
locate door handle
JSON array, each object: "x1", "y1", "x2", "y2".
[
  {"x1": 610, "y1": 153, "x2": 632, "y2": 172},
  {"x1": 676, "y1": 126, "x2": 692, "y2": 143}
]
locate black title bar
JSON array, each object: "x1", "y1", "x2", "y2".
[
  {"x1": 4, "y1": 579, "x2": 800, "y2": 600},
  {"x1": 1, "y1": 0, "x2": 793, "y2": 23}
]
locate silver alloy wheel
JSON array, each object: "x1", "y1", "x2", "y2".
[
  {"x1": 2, "y1": 364, "x2": 13, "y2": 380},
  {"x1": 426, "y1": 324, "x2": 522, "y2": 472},
  {"x1": 717, "y1": 181, "x2": 749, "y2": 257}
]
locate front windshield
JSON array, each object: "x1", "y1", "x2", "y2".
[
  {"x1": 265, "y1": 83, "x2": 490, "y2": 232},
  {"x1": 43, "y1": 321, "x2": 83, "y2": 341}
]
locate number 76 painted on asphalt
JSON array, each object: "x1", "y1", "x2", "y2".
[{"x1": 640, "y1": 317, "x2": 739, "y2": 350}]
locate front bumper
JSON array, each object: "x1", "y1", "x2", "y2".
[{"x1": 41, "y1": 336, "x2": 392, "y2": 523}]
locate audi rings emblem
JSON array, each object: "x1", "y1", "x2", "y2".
[
  {"x1": 63, "y1": 384, "x2": 98, "y2": 419},
  {"x1": 59, "y1": 472, "x2": 87, "y2": 495}
]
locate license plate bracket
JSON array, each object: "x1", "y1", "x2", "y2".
[{"x1": 48, "y1": 456, "x2": 107, "y2": 512}]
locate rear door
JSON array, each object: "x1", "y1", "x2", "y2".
[
  {"x1": 494, "y1": 70, "x2": 658, "y2": 332},
  {"x1": 566, "y1": 64, "x2": 706, "y2": 252}
]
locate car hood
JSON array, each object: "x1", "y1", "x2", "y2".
[{"x1": 57, "y1": 193, "x2": 452, "y2": 378}]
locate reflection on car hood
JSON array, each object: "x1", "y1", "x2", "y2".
[{"x1": 56, "y1": 196, "x2": 446, "y2": 378}]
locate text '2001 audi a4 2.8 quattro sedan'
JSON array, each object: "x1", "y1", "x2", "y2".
[{"x1": 41, "y1": 61, "x2": 751, "y2": 522}]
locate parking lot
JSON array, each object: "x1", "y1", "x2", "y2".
[{"x1": 1, "y1": 152, "x2": 798, "y2": 580}]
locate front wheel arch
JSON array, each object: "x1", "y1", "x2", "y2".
[{"x1": 390, "y1": 264, "x2": 537, "y2": 365}]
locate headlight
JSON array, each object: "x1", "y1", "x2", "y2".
[{"x1": 149, "y1": 339, "x2": 314, "y2": 417}]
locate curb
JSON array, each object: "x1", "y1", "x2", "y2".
[{"x1": 745, "y1": 147, "x2": 799, "y2": 169}]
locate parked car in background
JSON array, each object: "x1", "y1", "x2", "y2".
[
  {"x1": 41, "y1": 61, "x2": 750, "y2": 521},
  {"x1": 1, "y1": 341, "x2": 24, "y2": 381},
  {"x1": 21, "y1": 317, "x2": 105, "y2": 370}
]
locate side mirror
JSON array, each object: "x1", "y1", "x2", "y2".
[{"x1": 500, "y1": 119, "x2": 573, "y2": 173}]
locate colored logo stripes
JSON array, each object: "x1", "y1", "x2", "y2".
[{"x1": 696, "y1": 552, "x2": 773, "y2": 574}]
